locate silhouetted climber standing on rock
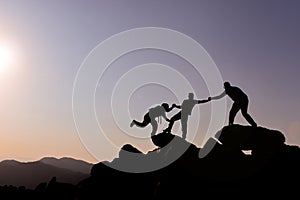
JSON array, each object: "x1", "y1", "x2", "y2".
[
  {"x1": 163, "y1": 93, "x2": 210, "y2": 139},
  {"x1": 209, "y1": 82, "x2": 257, "y2": 127},
  {"x1": 130, "y1": 103, "x2": 178, "y2": 136}
]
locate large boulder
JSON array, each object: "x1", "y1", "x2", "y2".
[
  {"x1": 215, "y1": 125, "x2": 285, "y2": 156},
  {"x1": 151, "y1": 132, "x2": 175, "y2": 148}
]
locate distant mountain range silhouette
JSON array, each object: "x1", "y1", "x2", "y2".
[
  {"x1": 0, "y1": 125, "x2": 299, "y2": 199},
  {"x1": 40, "y1": 157, "x2": 93, "y2": 174},
  {"x1": 0, "y1": 157, "x2": 92, "y2": 189}
]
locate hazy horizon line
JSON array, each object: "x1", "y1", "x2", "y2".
[{"x1": 0, "y1": 156, "x2": 96, "y2": 164}]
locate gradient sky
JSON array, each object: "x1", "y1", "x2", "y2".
[{"x1": 0, "y1": 0, "x2": 299, "y2": 164}]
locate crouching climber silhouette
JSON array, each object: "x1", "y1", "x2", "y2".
[{"x1": 130, "y1": 103, "x2": 177, "y2": 136}]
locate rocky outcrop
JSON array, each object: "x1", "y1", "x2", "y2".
[
  {"x1": 78, "y1": 125, "x2": 300, "y2": 199},
  {"x1": 215, "y1": 125, "x2": 286, "y2": 156}
]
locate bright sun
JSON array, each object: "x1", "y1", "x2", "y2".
[{"x1": 0, "y1": 44, "x2": 15, "y2": 71}]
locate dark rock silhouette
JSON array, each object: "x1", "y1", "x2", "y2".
[
  {"x1": 151, "y1": 132, "x2": 175, "y2": 148},
  {"x1": 44, "y1": 177, "x2": 77, "y2": 200},
  {"x1": 1, "y1": 125, "x2": 300, "y2": 199},
  {"x1": 0, "y1": 176, "x2": 77, "y2": 200},
  {"x1": 215, "y1": 125, "x2": 285, "y2": 156},
  {"x1": 78, "y1": 125, "x2": 300, "y2": 199}
]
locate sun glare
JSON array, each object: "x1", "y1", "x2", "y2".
[{"x1": 0, "y1": 44, "x2": 15, "y2": 71}]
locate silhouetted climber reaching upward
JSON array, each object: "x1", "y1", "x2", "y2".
[
  {"x1": 163, "y1": 93, "x2": 210, "y2": 139},
  {"x1": 209, "y1": 82, "x2": 257, "y2": 127},
  {"x1": 130, "y1": 103, "x2": 178, "y2": 136}
]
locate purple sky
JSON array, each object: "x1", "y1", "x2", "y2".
[{"x1": 0, "y1": 0, "x2": 299, "y2": 163}]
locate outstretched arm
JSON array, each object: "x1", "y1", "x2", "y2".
[
  {"x1": 198, "y1": 98, "x2": 210, "y2": 104},
  {"x1": 172, "y1": 103, "x2": 181, "y2": 109},
  {"x1": 165, "y1": 103, "x2": 181, "y2": 112},
  {"x1": 210, "y1": 91, "x2": 226, "y2": 100}
]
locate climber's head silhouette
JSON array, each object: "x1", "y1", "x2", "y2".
[
  {"x1": 188, "y1": 92, "x2": 194, "y2": 100},
  {"x1": 161, "y1": 103, "x2": 169, "y2": 111},
  {"x1": 224, "y1": 82, "x2": 231, "y2": 89}
]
